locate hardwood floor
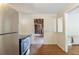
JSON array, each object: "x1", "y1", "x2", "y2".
[
  {"x1": 30, "y1": 36, "x2": 79, "y2": 55},
  {"x1": 68, "y1": 45, "x2": 79, "y2": 55},
  {"x1": 30, "y1": 44, "x2": 79, "y2": 55},
  {"x1": 30, "y1": 44, "x2": 66, "y2": 55}
]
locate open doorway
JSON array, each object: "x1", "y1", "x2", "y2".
[
  {"x1": 66, "y1": 6, "x2": 79, "y2": 54},
  {"x1": 30, "y1": 18, "x2": 44, "y2": 54}
]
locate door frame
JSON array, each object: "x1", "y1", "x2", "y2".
[{"x1": 64, "y1": 4, "x2": 79, "y2": 53}]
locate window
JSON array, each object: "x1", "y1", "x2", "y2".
[{"x1": 58, "y1": 17, "x2": 63, "y2": 32}]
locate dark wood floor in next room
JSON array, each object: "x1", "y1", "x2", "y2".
[{"x1": 30, "y1": 44, "x2": 79, "y2": 55}]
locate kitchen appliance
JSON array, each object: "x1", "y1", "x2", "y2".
[{"x1": 0, "y1": 6, "x2": 19, "y2": 55}]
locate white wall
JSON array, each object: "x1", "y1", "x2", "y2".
[
  {"x1": 19, "y1": 13, "x2": 34, "y2": 35},
  {"x1": 56, "y1": 33, "x2": 66, "y2": 52},
  {"x1": 56, "y1": 13, "x2": 67, "y2": 52},
  {"x1": 19, "y1": 13, "x2": 57, "y2": 44},
  {"x1": 67, "y1": 13, "x2": 79, "y2": 44}
]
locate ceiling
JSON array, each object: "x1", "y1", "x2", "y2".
[
  {"x1": 68, "y1": 6, "x2": 79, "y2": 14},
  {"x1": 9, "y1": 3, "x2": 72, "y2": 14}
]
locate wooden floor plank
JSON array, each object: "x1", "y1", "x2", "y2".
[
  {"x1": 30, "y1": 44, "x2": 79, "y2": 55},
  {"x1": 30, "y1": 44, "x2": 66, "y2": 55}
]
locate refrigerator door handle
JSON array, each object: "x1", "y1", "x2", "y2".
[{"x1": 0, "y1": 32, "x2": 18, "y2": 35}]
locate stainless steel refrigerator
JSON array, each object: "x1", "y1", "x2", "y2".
[{"x1": 0, "y1": 5, "x2": 19, "y2": 55}]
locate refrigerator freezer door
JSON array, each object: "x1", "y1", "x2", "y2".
[{"x1": 0, "y1": 7, "x2": 18, "y2": 34}]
